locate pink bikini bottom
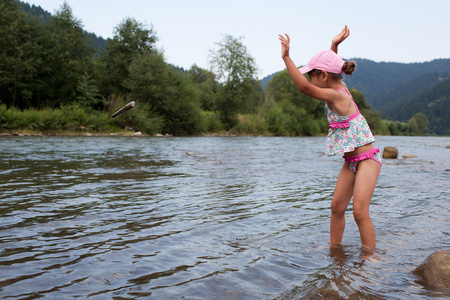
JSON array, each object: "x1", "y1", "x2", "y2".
[{"x1": 343, "y1": 147, "x2": 382, "y2": 173}]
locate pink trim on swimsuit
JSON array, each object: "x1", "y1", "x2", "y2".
[
  {"x1": 343, "y1": 147, "x2": 380, "y2": 163},
  {"x1": 343, "y1": 147, "x2": 382, "y2": 173},
  {"x1": 328, "y1": 110, "x2": 360, "y2": 129}
]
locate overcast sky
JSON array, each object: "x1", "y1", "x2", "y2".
[{"x1": 24, "y1": 0, "x2": 450, "y2": 78}]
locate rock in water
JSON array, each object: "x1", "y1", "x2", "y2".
[
  {"x1": 382, "y1": 147, "x2": 398, "y2": 159},
  {"x1": 413, "y1": 250, "x2": 450, "y2": 289}
]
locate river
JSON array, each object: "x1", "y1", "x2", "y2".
[{"x1": 0, "y1": 136, "x2": 449, "y2": 299}]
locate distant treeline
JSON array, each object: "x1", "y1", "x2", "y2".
[{"x1": 0, "y1": 0, "x2": 436, "y2": 136}]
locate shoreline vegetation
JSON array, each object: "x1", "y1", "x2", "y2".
[
  {"x1": 0, "y1": 103, "x2": 435, "y2": 138},
  {"x1": 0, "y1": 102, "x2": 436, "y2": 137}
]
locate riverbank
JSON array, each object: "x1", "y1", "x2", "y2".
[
  {"x1": 0, "y1": 131, "x2": 148, "y2": 137},
  {"x1": 1, "y1": 130, "x2": 445, "y2": 138},
  {"x1": 0, "y1": 130, "x2": 246, "y2": 138}
]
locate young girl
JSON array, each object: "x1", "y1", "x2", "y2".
[{"x1": 279, "y1": 27, "x2": 381, "y2": 253}]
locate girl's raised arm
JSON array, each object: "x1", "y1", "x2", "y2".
[
  {"x1": 279, "y1": 34, "x2": 346, "y2": 103},
  {"x1": 331, "y1": 25, "x2": 350, "y2": 54}
]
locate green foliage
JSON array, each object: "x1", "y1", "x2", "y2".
[
  {"x1": 108, "y1": 96, "x2": 163, "y2": 135},
  {"x1": 98, "y1": 17, "x2": 157, "y2": 96},
  {"x1": 407, "y1": 113, "x2": 429, "y2": 136},
  {"x1": 18, "y1": 1, "x2": 52, "y2": 24},
  {"x1": 264, "y1": 106, "x2": 291, "y2": 136},
  {"x1": 125, "y1": 52, "x2": 203, "y2": 135},
  {"x1": 381, "y1": 120, "x2": 409, "y2": 136},
  {"x1": 266, "y1": 70, "x2": 324, "y2": 119},
  {"x1": 124, "y1": 51, "x2": 168, "y2": 106},
  {"x1": 41, "y1": 2, "x2": 97, "y2": 107},
  {"x1": 0, "y1": 103, "x2": 119, "y2": 132},
  {"x1": 209, "y1": 35, "x2": 260, "y2": 129},
  {"x1": 0, "y1": 0, "x2": 44, "y2": 108},
  {"x1": 380, "y1": 76, "x2": 449, "y2": 135},
  {"x1": 188, "y1": 65, "x2": 219, "y2": 111},
  {"x1": 231, "y1": 114, "x2": 267, "y2": 136},
  {"x1": 159, "y1": 69, "x2": 203, "y2": 135},
  {"x1": 200, "y1": 111, "x2": 223, "y2": 133},
  {"x1": 76, "y1": 73, "x2": 101, "y2": 107},
  {"x1": 209, "y1": 35, "x2": 257, "y2": 84},
  {"x1": 215, "y1": 79, "x2": 241, "y2": 129},
  {"x1": 264, "y1": 70, "x2": 327, "y2": 136}
]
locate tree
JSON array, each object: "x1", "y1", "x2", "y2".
[
  {"x1": 408, "y1": 113, "x2": 429, "y2": 135},
  {"x1": 99, "y1": 17, "x2": 157, "y2": 97},
  {"x1": 41, "y1": 2, "x2": 97, "y2": 107},
  {"x1": 266, "y1": 70, "x2": 323, "y2": 118},
  {"x1": 264, "y1": 70, "x2": 327, "y2": 135},
  {"x1": 188, "y1": 65, "x2": 219, "y2": 111},
  {"x1": 209, "y1": 35, "x2": 259, "y2": 128},
  {"x1": 124, "y1": 52, "x2": 202, "y2": 135},
  {"x1": 0, "y1": 0, "x2": 43, "y2": 108},
  {"x1": 349, "y1": 88, "x2": 382, "y2": 133}
]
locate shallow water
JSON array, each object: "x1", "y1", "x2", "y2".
[{"x1": 0, "y1": 136, "x2": 449, "y2": 299}]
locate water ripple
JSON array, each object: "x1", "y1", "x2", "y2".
[{"x1": 0, "y1": 136, "x2": 449, "y2": 299}]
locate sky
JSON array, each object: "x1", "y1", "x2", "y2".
[{"x1": 24, "y1": 0, "x2": 450, "y2": 78}]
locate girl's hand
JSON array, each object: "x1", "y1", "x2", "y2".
[
  {"x1": 279, "y1": 34, "x2": 290, "y2": 59},
  {"x1": 331, "y1": 25, "x2": 349, "y2": 53}
]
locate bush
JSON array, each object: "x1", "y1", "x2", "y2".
[
  {"x1": 1, "y1": 106, "x2": 24, "y2": 129},
  {"x1": 110, "y1": 99, "x2": 164, "y2": 135},
  {"x1": 231, "y1": 114, "x2": 268, "y2": 136},
  {"x1": 264, "y1": 107, "x2": 290, "y2": 136},
  {"x1": 0, "y1": 103, "x2": 125, "y2": 133},
  {"x1": 201, "y1": 111, "x2": 223, "y2": 133}
]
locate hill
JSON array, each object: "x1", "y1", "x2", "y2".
[
  {"x1": 17, "y1": 0, "x2": 107, "y2": 53},
  {"x1": 381, "y1": 76, "x2": 450, "y2": 135},
  {"x1": 343, "y1": 58, "x2": 450, "y2": 109},
  {"x1": 18, "y1": 1, "x2": 52, "y2": 23}
]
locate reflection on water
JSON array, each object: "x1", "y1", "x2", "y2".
[{"x1": 0, "y1": 136, "x2": 449, "y2": 299}]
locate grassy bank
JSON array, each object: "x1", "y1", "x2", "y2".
[{"x1": 0, "y1": 104, "x2": 426, "y2": 137}]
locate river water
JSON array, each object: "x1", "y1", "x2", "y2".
[{"x1": 0, "y1": 136, "x2": 449, "y2": 299}]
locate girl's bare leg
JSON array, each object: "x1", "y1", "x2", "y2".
[
  {"x1": 330, "y1": 163, "x2": 355, "y2": 246},
  {"x1": 352, "y1": 159, "x2": 381, "y2": 251}
]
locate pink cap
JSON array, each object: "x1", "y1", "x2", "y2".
[{"x1": 299, "y1": 49, "x2": 344, "y2": 74}]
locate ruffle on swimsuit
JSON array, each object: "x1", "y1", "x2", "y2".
[
  {"x1": 328, "y1": 110, "x2": 360, "y2": 129},
  {"x1": 343, "y1": 147, "x2": 380, "y2": 163}
]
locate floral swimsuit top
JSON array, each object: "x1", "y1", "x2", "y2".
[{"x1": 325, "y1": 89, "x2": 375, "y2": 156}]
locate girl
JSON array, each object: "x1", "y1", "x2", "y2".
[{"x1": 279, "y1": 27, "x2": 381, "y2": 254}]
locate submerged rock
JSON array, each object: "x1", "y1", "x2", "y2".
[
  {"x1": 382, "y1": 147, "x2": 398, "y2": 159},
  {"x1": 413, "y1": 250, "x2": 450, "y2": 290},
  {"x1": 402, "y1": 154, "x2": 417, "y2": 158}
]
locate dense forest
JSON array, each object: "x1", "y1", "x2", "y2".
[{"x1": 0, "y1": 0, "x2": 447, "y2": 136}]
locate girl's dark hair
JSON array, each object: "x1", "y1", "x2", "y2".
[{"x1": 342, "y1": 61, "x2": 356, "y2": 76}]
